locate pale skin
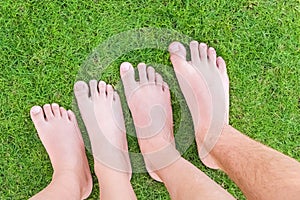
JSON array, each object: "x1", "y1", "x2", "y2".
[
  {"x1": 29, "y1": 104, "x2": 92, "y2": 200},
  {"x1": 74, "y1": 79, "x2": 136, "y2": 200},
  {"x1": 168, "y1": 40, "x2": 300, "y2": 200},
  {"x1": 29, "y1": 40, "x2": 300, "y2": 200},
  {"x1": 119, "y1": 62, "x2": 235, "y2": 200},
  {"x1": 31, "y1": 86, "x2": 137, "y2": 200},
  {"x1": 30, "y1": 63, "x2": 235, "y2": 200}
]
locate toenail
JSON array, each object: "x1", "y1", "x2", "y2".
[
  {"x1": 120, "y1": 63, "x2": 130, "y2": 72},
  {"x1": 190, "y1": 41, "x2": 198, "y2": 46},
  {"x1": 210, "y1": 48, "x2": 216, "y2": 53},
  {"x1": 200, "y1": 43, "x2": 206, "y2": 48},
  {"x1": 52, "y1": 103, "x2": 58, "y2": 107},
  {"x1": 75, "y1": 83, "x2": 84, "y2": 90},
  {"x1": 32, "y1": 106, "x2": 41, "y2": 114},
  {"x1": 169, "y1": 43, "x2": 179, "y2": 52},
  {"x1": 99, "y1": 81, "x2": 106, "y2": 86}
]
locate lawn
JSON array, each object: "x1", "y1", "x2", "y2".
[{"x1": 1, "y1": 0, "x2": 299, "y2": 199}]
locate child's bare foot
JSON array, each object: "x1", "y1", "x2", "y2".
[
  {"x1": 30, "y1": 104, "x2": 92, "y2": 199},
  {"x1": 74, "y1": 81, "x2": 136, "y2": 199},
  {"x1": 120, "y1": 62, "x2": 180, "y2": 182},
  {"x1": 168, "y1": 41, "x2": 230, "y2": 169}
]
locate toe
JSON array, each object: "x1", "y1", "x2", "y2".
[
  {"x1": 89, "y1": 80, "x2": 99, "y2": 99},
  {"x1": 74, "y1": 81, "x2": 89, "y2": 98},
  {"x1": 98, "y1": 81, "x2": 106, "y2": 96},
  {"x1": 113, "y1": 91, "x2": 121, "y2": 103},
  {"x1": 208, "y1": 47, "x2": 217, "y2": 64},
  {"x1": 162, "y1": 81, "x2": 169, "y2": 92},
  {"x1": 67, "y1": 110, "x2": 82, "y2": 139},
  {"x1": 67, "y1": 110, "x2": 75, "y2": 121},
  {"x1": 74, "y1": 81, "x2": 91, "y2": 109},
  {"x1": 147, "y1": 66, "x2": 155, "y2": 83},
  {"x1": 216, "y1": 57, "x2": 227, "y2": 74},
  {"x1": 138, "y1": 63, "x2": 147, "y2": 84},
  {"x1": 51, "y1": 103, "x2": 61, "y2": 117},
  {"x1": 30, "y1": 106, "x2": 45, "y2": 125},
  {"x1": 120, "y1": 62, "x2": 138, "y2": 95},
  {"x1": 155, "y1": 72, "x2": 163, "y2": 86},
  {"x1": 168, "y1": 41, "x2": 187, "y2": 60},
  {"x1": 43, "y1": 104, "x2": 54, "y2": 120},
  {"x1": 106, "y1": 84, "x2": 114, "y2": 99},
  {"x1": 190, "y1": 41, "x2": 201, "y2": 64},
  {"x1": 60, "y1": 107, "x2": 68, "y2": 119},
  {"x1": 199, "y1": 43, "x2": 208, "y2": 61}
]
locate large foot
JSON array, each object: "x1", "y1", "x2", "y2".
[
  {"x1": 168, "y1": 41, "x2": 230, "y2": 169},
  {"x1": 30, "y1": 104, "x2": 92, "y2": 199},
  {"x1": 120, "y1": 62, "x2": 180, "y2": 182},
  {"x1": 74, "y1": 80, "x2": 131, "y2": 179}
]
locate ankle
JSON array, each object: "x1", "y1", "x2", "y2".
[
  {"x1": 52, "y1": 170, "x2": 88, "y2": 199},
  {"x1": 95, "y1": 161, "x2": 130, "y2": 181}
]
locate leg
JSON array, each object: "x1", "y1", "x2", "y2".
[
  {"x1": 169, "y1": 41, "x2": 300, "y2": 200},
  {"x1": 212, "y1": 125, "x2": 300, "y2": 200},
  {"x1": 120, "y1": 62, "x2": 235, "y2": 200},
  {"x1": 74, "y1": 80, "x2": 136, "y2": 200},
  {"x1": 30, "y1": 104, "x2": 92, "y2": 200}
]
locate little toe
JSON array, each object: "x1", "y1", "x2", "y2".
[
  {"x1": 168, "y1": 41, "x2": 187, "y2": 60},
  {"x1": 51, "y1": 103, "x2": 61, "y2": 117},
  {"x1": 98, "y1": 81, "x2": 106, "y2": 96},
  {"x1": 43, "y1": 104, "x2": 54, "y2": 120},
  {"x1": 199, "y1": 43, "x2": 208, "y2": 61},
  {"x1": 190, "y1": 41, "x2": 201, "y2": 64},
  {"x1": 67, "y1": 110, "x2": 75, "y2": 122},
  {"x1": 106, "y1": 84, "x2": 114, "y2": 99},
  {"x1": 162, "y1": 81, "x2": 169, "y2": 92},
  {"x1": 67, "y1": 109, "x2": 82, "y2": 139},
  {"x1": 147, "y1": 66, "x2": 155, "y2": 83},
  {"x1": 113, "y1": 91, "x2": 120, "y2": 102},
  {"x1": 216, "y1": 56, "x2": 227, "y2": 74},
  {"x1": 30, "y1": 106, "x2": 45, "y2": 125},
  {"x1": 155, "y1": 72, "x2": 163, "y2": 86},
  {"x1": 162, "y1": 81, "x2": 171, "y2": 99},
  {"x1": 60, "y1": 107, "x2": 68, "y2": 119},
  {"x1": 89, "y1": 80, "x2": 99, "y2": 99},
  {"x1": 120, "y1": 62, "x2": 138, "y2": 94},
  {"x1": 138, "y1": 63, "x2": 148, "y2": 84},
  {"x1": 208, "y1": 47, "x2": 217, "y2": 64}
]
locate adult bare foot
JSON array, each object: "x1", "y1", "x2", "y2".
[
  {"x1": 120, "y1": 62, "x2": 180, "y2": 182},
  {"x1": 30, "y1": 104, "x2": 92, "y2": 200},
  {"x1": 74, "y1": 81, "x2": 136, "y2": 200},
  {"x1": 168, "y1": 41, "x2": 230, "y2": 169}
]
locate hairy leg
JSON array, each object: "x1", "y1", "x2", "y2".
[
  {"x1": 169, "y1": 41, "x2": 300, "y2": 200},
  {"x1": 211, "y1": 125, "x2": 300, "y2": 200}
]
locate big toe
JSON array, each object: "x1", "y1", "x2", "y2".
[
  {"x1": 30, "y1": 106, "x2": 46, "y2": 126},
  {"x1": 74, "y1": 81, "x2": 89, "y2": 100},
  {"x1": 120, "y1": 62, "x2": 138, "y2": 96},
  {"x1": 168, "y1": 42, "x2": 189, "y2": 71},
  {"x1": 168, "y1": 41, "x2": 187, "y2": 59}
]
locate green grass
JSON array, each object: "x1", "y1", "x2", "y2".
[{"x1": 1, "y1": 0, "x2": 299, "y2": 199}]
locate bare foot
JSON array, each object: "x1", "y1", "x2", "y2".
[
  {"x1": 30, "y1": 104, "x2": 92, "y2": 199},
  {"x1": 120, "y1": 62, "x2": 180, "y2": 182},
  {"x1": 168, "y1": 41, "x2": 230, "y2": 169},
  {"x1": 74, "y1": 81, "x2": 136, "y2": 200}
]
